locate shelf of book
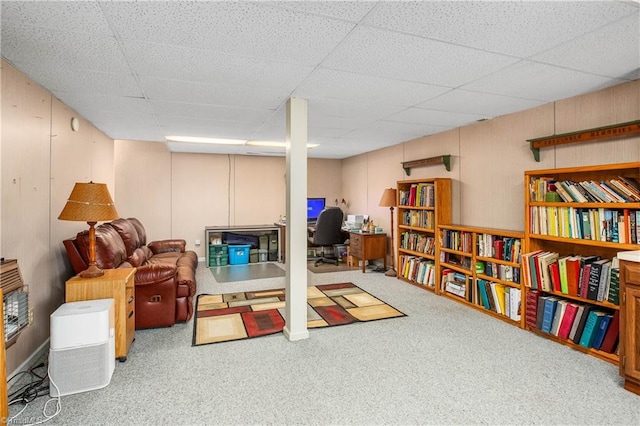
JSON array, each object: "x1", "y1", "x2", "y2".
[
  {"x1": 438, "y1": 224, "x2": 524, "y2": 327},
  {"x1": 523, "y1": 162, "x2": 640, "y2": 364},
  {"x1": 396, "y1": 178, "x2": 451, "y2": 291}
]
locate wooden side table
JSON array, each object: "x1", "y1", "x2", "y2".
[
  {"x1": 349, "y1": 232, "x2": 387, "y2": 273},
  {"x1": 65, "y1": 268, "x2": 136, "y2": 361}
]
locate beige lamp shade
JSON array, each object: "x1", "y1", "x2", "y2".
[
  {"x1": 58, "y1": 182, "x2": 119, "y2": 222},
  {"x1": 379, "y1": 188, "x2": 397, "y2": 207}
]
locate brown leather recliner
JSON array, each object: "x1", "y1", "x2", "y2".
[{"x1": 63, "y1": 217, "x2": 198, "y2": 329}]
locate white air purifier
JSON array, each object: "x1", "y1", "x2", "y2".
[{"x1": 49, "y1": 299, "x2": 115, "y2": 397}]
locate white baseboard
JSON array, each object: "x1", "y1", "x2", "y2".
[{"x1": 8, "y1": 338, "x2": 50, "y2": 381}]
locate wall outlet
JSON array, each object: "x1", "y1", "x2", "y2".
[
  {"x1": 195, "y1": 239, "x2": 201, "y2": 246},
  {"x1": 28, "y1": 308, "x2": 34, "y2": 325}
]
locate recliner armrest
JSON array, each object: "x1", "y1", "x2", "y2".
[
  {"x1": 148, "y1": 239, "x2": 186, "y2": 255},
  {"x1": 134, "y1": 263, "x2": 177, "y2": 285}
]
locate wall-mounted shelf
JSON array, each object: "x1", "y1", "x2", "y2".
[
  {"x1": 527, "y1": 120, "x2": 640, "y2": 162},
  {"x1": 402, "y1": 155, "x2": 451, "y2": 175}
]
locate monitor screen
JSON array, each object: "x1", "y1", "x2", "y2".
[{"x1": 307, "y1": 198, "x2": 326, "y2": 221}]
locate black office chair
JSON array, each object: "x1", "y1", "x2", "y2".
[{"x1": 307, "y1": 207, "x2": 344, "y2": 266}]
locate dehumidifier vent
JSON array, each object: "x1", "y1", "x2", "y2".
[{"x1": 49, "y1": 342, "x2": 113, "y2": 397}]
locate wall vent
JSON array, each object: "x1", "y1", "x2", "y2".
[{"x1": 1, "y1": 259, "x2": 30, "y2": 347}]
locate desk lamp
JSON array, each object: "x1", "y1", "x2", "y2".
[
  {"x1": 379, "y1": 188, "x2": 397, "y2": 277},
  {"x1": 58, "y1": 182, "x2": 119, "y2": 278}
]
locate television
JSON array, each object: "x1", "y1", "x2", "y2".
[{"x1": 307, "y1": 198, "x2": 326, "y2": 222}]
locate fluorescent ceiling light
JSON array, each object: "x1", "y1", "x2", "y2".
[
  {"x1": 246, "y1": 140, "x2": 319, "y2": 148},
  {"x1": 166, "y1": 136, "x2": 246, "y2": 145}
]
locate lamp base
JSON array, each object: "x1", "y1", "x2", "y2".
[
  {"x1": 385, "y1": 267, "x2": 397, "y2": 277},
  {"x1": 79, "y1": 263, "x2": 105, "y2": 278}
]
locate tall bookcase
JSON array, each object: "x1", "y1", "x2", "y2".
[
  {"x1": 438, "y1": 225, "x2": 524, "y2": 327},
  {"x1": 523, "y1": 162, "x2": 640, "y2": 364},
  {"x1": 396, "y1": 178, "x2": 451, "y2": 290}
]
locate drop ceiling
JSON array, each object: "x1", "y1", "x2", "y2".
[{"x1": 2, "y1": 1, "x2": 639, "y2": 159}]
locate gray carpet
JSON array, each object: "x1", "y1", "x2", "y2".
[
  {"x1": 8, "y1": 261, "x2": 640, "y2": 425},
  {"x1": 210, "y1": 262, "x2": 285, "y2": 282}
]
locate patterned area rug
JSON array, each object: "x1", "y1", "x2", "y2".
[{"x1": 192, "y1": 282, "x2": 405, "y2": 346}]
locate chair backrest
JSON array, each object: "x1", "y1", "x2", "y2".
[{"x1": 311, "y1": 207, "x2": 344, "y2": 246}]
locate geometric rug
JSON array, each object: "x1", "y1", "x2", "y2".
[{"x1": 192, "y1": 282, "x2": 406, "y2": 346}]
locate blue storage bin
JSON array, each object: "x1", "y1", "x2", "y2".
[{"x1": 228, "y1": 244, "x2": 251, "y2": 265}]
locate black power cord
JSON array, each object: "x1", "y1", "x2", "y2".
[{"x1": 8, "y1": 362, "x2": 50, "y2": 405}]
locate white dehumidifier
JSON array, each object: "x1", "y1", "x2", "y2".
[{"x1": 49, "y1": 298, "x2": 115, "y2": 397}]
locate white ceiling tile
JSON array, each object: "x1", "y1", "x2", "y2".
[
  {"x1": 121, "y1": 40, "x2": 314, "y2": 92},
  {"x1": 294, "y1": 68, "x2": 450, "y2": 107},
  {"x1": 157, "y1": 117, "x2": 257, "y2": 141},
  {"x1": 1, "y1": 1, "x2": 111, "y2": 35},
  {"x1": 91, "y1": 112, "x2": 160, "y2": 140},
  {"x1": 103, "y1": 1, "x2": 355, "y2": 66},
  {"x1": 308, "y1": 97, "x2": 405, "y2": 122},
  {"x1": 373, "y1": 120, "x2": 450, "y2": 137},
  {"x1": 322, "y1": 26, "x2": 519, "y2": 87},
  {"x1": 463, "y1": 61, "x2": 626, "y2": 102},
  {"x1": 57, "y1": 94, "x2": 152, "y2": 115},
  {"x1": 1, "y1": 26, "x2": 129, "y2": 72},
  {"x1": 149, "y1": 100, "x2": 274, "y2": 124},
  {"x1": 387, "y1": 108, "x2": 485, "y2": 128},
  {"x1": 365, "y1": 1, "x2": 639, "y2": 58},
  {"x1": 531, "y1": 12, "x2": 640, "y2": 80},
  {"x1": 417, "y1": 90, "x2": 546, "y2": 118},
  {"x1": 138, "y1": 77, "x2": 286, "y2": 110},
  {"x1": 11, "y1": 62, "x2": 141, "y2": 96},
  {"x1": 267, "y1": 1, "x2": 377, "y2": 22}
]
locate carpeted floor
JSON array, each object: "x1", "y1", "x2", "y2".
[
  {"x1": 307, "y1": 260, "x2": 359, "y2": 273},
  {"x1": 193, "y1": 282, "x2": 405, "y2": 345},
  {"x1": 210, "y1": 262, "x2": 286, "y2": 282}
]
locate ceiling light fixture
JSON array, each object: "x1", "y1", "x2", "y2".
[
  {"x1": 246, "y1": 140, "x2": 319, "y2": 148},
  {"x1": 165, "y1": 136, "x2": 246, "y2": 145}
]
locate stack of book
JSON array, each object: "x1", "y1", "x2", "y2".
[
  {"x1": 525, "y1": 290, "x2": 619, "y2": 354},
  {"x1": 521, "y1": 251, "x2": 619, "y2": 304}
]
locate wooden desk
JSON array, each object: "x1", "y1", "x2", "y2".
[
  {"x1": 349, "y1": 232, "x2": 387, "y2": 273},
  {"x1": 65, "y1": 268, "x2": 136, "y2": 361}
]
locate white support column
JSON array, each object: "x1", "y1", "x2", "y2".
[{"x1": 283, "y1": 97, "x2": 309, "y2": 341}]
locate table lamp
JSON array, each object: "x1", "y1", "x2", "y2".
[
  {"x1": 58, "y1": 182, "x2": 119, "y2": 278},
  {"x1": 379, "y1": 188, "x2": 397, "y2": 277}
]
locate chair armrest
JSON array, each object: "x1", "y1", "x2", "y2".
[
  {"x1": 148, "y1": 239, "x2": 186, "y2": 255},
  {"x1": 134, "y1": 263, "x2": 177, "y2": 285}
]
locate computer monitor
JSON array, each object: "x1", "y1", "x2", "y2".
[{"x1": 307, "y1": 198, "x2": 326, "y2": 222}]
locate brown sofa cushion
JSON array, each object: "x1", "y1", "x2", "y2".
[
  {"x1": 127, "y1": 217, "x2": 147, "y2": 246},
  {"x1": 76, "y1": 224, "x2": 127, "y2": 269},
  {"x1": 110, "y1": 218, "x2": 140, "y2": 257},
  {"x1": 127, "y1": 247, "x2": 148, "y2": 267}
]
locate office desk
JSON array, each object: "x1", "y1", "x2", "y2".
[{"x1": 349, "y1": 232, "x2": 387, "y2": 273}]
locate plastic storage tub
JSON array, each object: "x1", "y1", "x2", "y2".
[
  {"x1": 209, "y1": 244, "x2": 229, "y2": 267},
  {"x1": 228, "y1": 244, "x2": 251, "y2": 265}
]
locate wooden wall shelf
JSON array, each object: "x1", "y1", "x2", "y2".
[
  {"x1": 527, "y1": 120, "x2": 640, "y2": 161},
  {"x1": 402, "y1": 155, "x2": 451, "y2": 175}
]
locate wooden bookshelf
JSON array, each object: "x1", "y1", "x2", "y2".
[
  {"x1": 523, "y1": 162, "x2": 640, "y2": 365},
  {"x1": 396, "y1": 178, "x2": 451, "y2": 291},
  {"x1": 438, "y1": 224, "x2": 524, "y2": 327}
]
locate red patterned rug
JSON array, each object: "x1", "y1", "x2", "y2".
[{"x1": 192, "y1": 282, "x2": 405, "y2": 346}]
